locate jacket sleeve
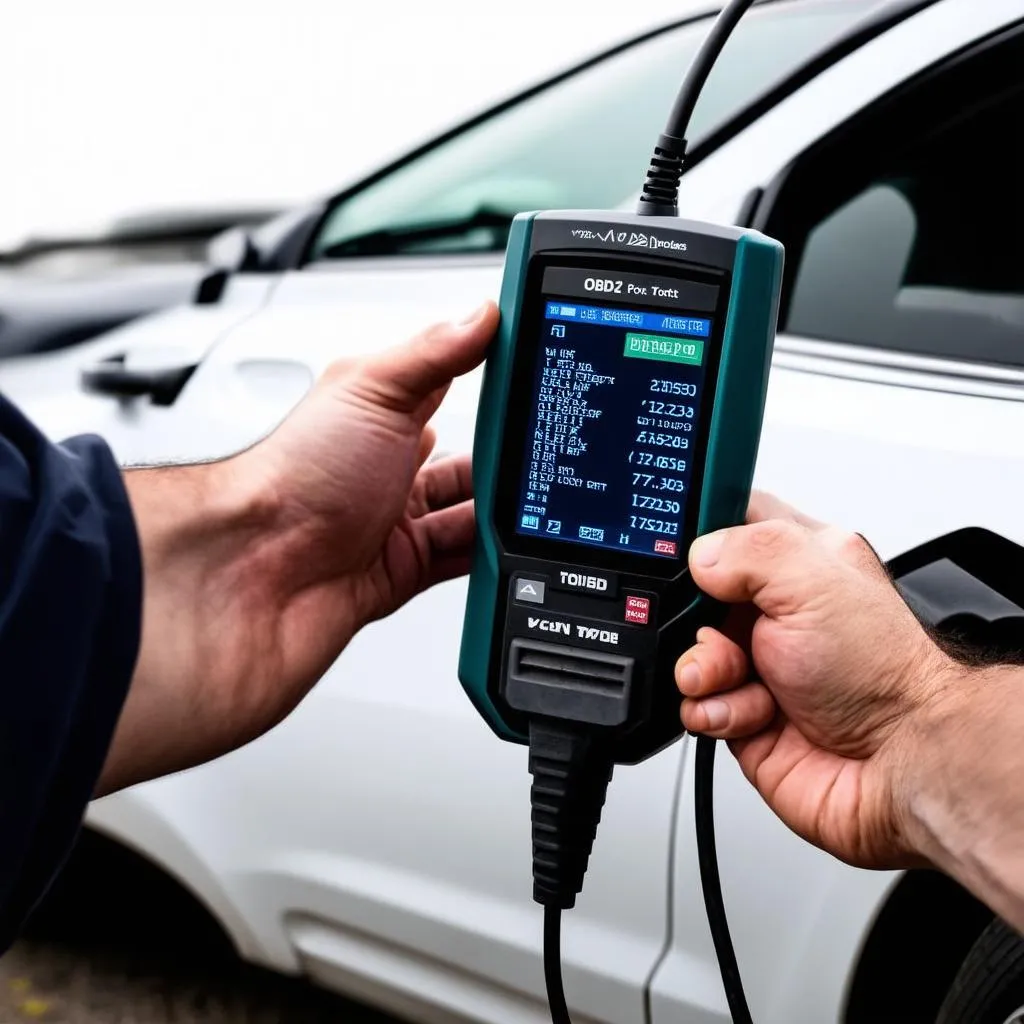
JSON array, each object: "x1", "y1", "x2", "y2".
[{"x1": 0, "y1": 395, "x2": 142, "y2": 951}]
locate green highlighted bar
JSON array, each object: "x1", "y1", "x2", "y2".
[{"x1": 624, "y1": 333, "x2": 704, "y2": 366}]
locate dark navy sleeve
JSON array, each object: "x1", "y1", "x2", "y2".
[{"x1": 0, "y1": 395, "x2": 142, "y2": 951}]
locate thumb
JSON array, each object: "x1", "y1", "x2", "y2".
[
  {"x1": 360, "y1": 301, "x2": 499, "y2": 416},
  {"x1": 689, "y1": 518, "x2": 823, "y2": 618}
]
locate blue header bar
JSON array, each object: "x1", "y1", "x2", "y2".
[{"x1": 545, "y1": 301, "x2": 712, "y2": 339}]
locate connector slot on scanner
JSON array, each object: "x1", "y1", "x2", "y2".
[{"x1": 505, "y1": 638, "x2": 634, "y2": 727}]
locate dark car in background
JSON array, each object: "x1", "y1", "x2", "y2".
[{"x1": 0, "y1": 205, "x2": 277, "y2": 357}]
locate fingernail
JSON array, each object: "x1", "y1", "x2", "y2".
[
  {"x1": 691, "y1": 531, "x2": 725, "y2": 568},
  {"x1": 701, "y1": 699, "x2": 729, "y2": 731},
  {"x1": 459, "y1": 302, "x2": 490, "y2": 325},
  {"x1": 677, "y1": 661, "x2": 702, "y2": 695}
]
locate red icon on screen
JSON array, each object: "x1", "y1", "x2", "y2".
[
  {"x1": 625, "y1": 596, "x2": 651, "y2": 625},
  {"x1": 654, "y1": 540, "x2": 678, "y2": 556}
]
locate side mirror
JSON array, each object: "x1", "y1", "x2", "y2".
[
  {"x1": 204, "y1": 225, "x2": 260, "y2": 274},
  {"x1": 193, "y1": 226, "x2": 262, "y2": 305},
  {"x1": 191, "y1": 204, "x2": 327, "y2": 306}
]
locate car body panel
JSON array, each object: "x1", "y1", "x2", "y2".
[
  {"x1": 0, "y1": 264, "x2": 202, "y2": 358},
  {"x1": 0, "y1": 275, "x2": 278, "y2": 460},
  {"x1": 0, "y1": 206, "x2": 280, "y2": 358}
]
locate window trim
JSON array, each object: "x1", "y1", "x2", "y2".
[
  {"x1": 683, "y1": 0, "x2": 936, "y2": 177},
  {"x1": 749, "y1": 19, "x2": 1024, "y2": 391},
  {"x1": 300, "y1": 251, "x2": 504, "y2": 274},
  {"x1": 773, "y1": 334, "x2": 1024, "y2": 404}
]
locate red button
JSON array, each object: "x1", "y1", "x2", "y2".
[
  {"x1": 654, "y1": 540, "x2": 678, "y2": 556},
  {"x1": 624, "y1": 596, "x2": 650, "y2": 625}
]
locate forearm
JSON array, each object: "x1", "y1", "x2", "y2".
[
  {"x1": 902, "y1": 664, "x2": 1024, "y2": 931},
  {"x1": 96, "y1": 458, "x2": 278, "y2": 795}
]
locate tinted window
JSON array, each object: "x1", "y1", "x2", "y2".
[
  {"x1": 312, "y1": 1, "x2": 873, "y2": 260},
  {"x1": 778, "y1": 36, "x2": 1024, "y2": 365}
]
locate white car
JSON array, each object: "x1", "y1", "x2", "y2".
[{"x1": 6, "y1": 1, "x2": 1024, "y2": 1022}]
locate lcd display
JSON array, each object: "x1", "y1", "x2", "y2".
[{"x1": 513, "y1": 272, "x2": 716, "y2": 561}]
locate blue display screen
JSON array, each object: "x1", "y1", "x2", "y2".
[{"x1": 515, "y1": 294, "x2": 714, "y2": 561}]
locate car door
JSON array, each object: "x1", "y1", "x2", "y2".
[{"x1": 651, "y1": 9, "x2": 1024, "y2": 1024}]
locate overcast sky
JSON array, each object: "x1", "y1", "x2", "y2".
[{"x1": 1, "y1": 0, "x2": 706, "y2": 247}]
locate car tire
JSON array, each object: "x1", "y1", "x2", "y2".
[{"x1": 937, "y1": 917, "x2": 1024, "y2": 1024}]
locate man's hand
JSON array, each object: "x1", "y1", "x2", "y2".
[
  {"x1": 676, "y1": 493, "x2": 1024, "y2": 932},
  {"x1": 99, "y1": 302, "x2": 498, "y2": 794},
  {"x1": 676, "y1": 493, "x2": 962, "y2": 869}
]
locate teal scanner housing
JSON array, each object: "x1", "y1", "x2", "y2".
[
  {"x1": 459, "y1": 209, "x2": 783, "y2": 765},
  {"x1": 456, "y1": 7, "x2": 782, "y2": 1017}
]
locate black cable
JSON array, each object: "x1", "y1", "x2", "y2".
[
  {"x1": 528, "y1": 720, "x2": 613, "y2": 909},
  {"x1": 528, "y1": 720, "x2": 614, "y2": 1024},
  {"x1": 543, "y1": 904, "x2": 572, "y2": 1024},
  {"x1": 665, "y1": 0, "x2": 759, "y2": 143},
  {"x1": 695, "y1": 734, "x2": 754, "y2": 1024},
  {"x1": 637, "y1": 0, "x2": 759, "y2": 217}
]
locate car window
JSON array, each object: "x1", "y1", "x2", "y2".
[
  {"x1": 311, "y1": 0, "x2": 875, "y2": 261},
  {"x1": 776, "y1": 32, "x2": 1024, "y2": 366}
]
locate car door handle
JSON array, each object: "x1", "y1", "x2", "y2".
[{"x1": 80, "y1": 354, "x2": 197, "y2": 407}]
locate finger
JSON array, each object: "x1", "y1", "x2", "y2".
[
  {"x1": 428, "y1": 551, "x2": 474, "y2": 589},
  {"x1": 675, "y1": 626, "x2": 748, "y2": 698},
  {"x1": 360, "y1": 301, "x2": 499, "y2": 414},
  {"x1": 719, "y1": 602, "x2": 758, "y2": 658},
  {"x1": 422, "y1": 500, "x2": 475, "y2": 587},
  {"x1": 681, "y1": 681, "x2": 777, "y2": 739},
  {"x1": 416, "y1": 426, "x2": 438, "y2": 470},
  {"x1": 747, "y1": 491, "x2": 825, "y2": 530},
  {"x1": 420, "y1": 382, "x2": 453, "y2": 426},
  {"x1": 412, "y1": 454, "x2": 472, "y2": 517},
  {"x1": 688, "y1": 517, "x2": 820, "y2": 616}
]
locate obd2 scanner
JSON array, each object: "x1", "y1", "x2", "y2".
[{"x1": 458, "y1": 3, "x2": 782, "y2": 1021}]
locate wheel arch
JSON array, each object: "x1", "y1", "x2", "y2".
[
  {"x1": 76, "y1": 793, "x2": 298, "y2": 971},
  {"x1": 844, "y1": 869, "x2": 993, "y2": 1023}
]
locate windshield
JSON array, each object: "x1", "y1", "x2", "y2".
[{"x1": 312, "y1": 0, "x2": 876, "y2": 260}]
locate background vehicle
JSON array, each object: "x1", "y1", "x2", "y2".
[
  {"x1": 9, "y1": 1, "x2": 1024, "y2": 1022},
  {"x1": 0, "y1": 205, "x2": 278, "y2": 358}
]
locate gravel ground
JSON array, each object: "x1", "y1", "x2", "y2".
[
  {"x1": 0, "y1": 832, "x2": 396, "y2": 1024},
  {"x1": 0, "y1": 937, "x2": 390, "y2": 1024}
]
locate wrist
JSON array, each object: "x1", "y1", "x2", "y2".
[
  {"x1": 124, "y1": 456, "x2": 277, "y2": 574},
  {"x1": 894, "y1": 658, "x2": 1016, "y2": 868}
]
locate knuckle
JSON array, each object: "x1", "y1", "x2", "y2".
[
  {"x1": 743, "y1": 518, "x2": 799, "y2": 560},
  {"x1": 698, "y1": 641, "x2": 743, "y2": 691},
  {"x1": 703, "y1": 635, "x2": 746, "y2": 686},
  {"x1": 750, "y1": 682, "x2": 776, "y2": 716},
  {"x1": 837, "y1": 529, "x2": 883, "y2": 573},
  {"x1": 321, "y1": 358, "x2": 354, "y2": 384},
  {"x1": 419, "y1": 320, "x2": 455, "y2": 347},
  {"x1": 725, "y1": 642, "x2": 749, "y2": 684}
]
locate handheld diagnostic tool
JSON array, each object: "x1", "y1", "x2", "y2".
[
  {"x1": 459, "y1": 3, "x2": 781, "y2": 1022},
  {"x1": 461, "y1": 212, "x2": 781, "y2": 760}
]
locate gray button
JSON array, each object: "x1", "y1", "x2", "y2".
[{"x1": 515, "y1": 578, "x2": 546, "y2": 604}]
